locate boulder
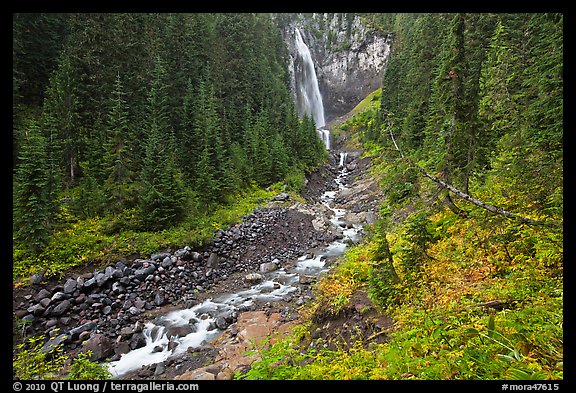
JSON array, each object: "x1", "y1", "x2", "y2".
[
  {"x1": 63, "y1": 278, "x2": 77, "y2": 294},
  {"x1": 51, "y1": 300, "x2": 71, "y2": 316},
  {"x1": 35, "y1": 288, "x2": 52, "y2": 302},
  {"x1": 206, "y1": 253, "x2": 219, "y2": 268},
  {"x1": 166, "y1": 324, "x2": 195, "y2": 339},
  {"x1": 244, "y1": 273, "x2": 263, "y2": 284},
  {"x1": 83, "y1": 334, "x2": 114, "y2": 361},
  {"x1": 134, "y1": 264, "x2": 156, "y2": 281},
  {"x1": 273, "y1": 192, "x2": 290, "y2": 201},
  {"x1": 41, "y1": 333, "x2": 69, "y2": 354},
  {"x1": 30, "y1": 273, "x2": 43, "y2": 285},
  {"x1": 68, "y1": 321, "x2": 97, "y2": 340},
  {"x1": 154, "y1": 292, "x2": 166, "y2": 307},
  {"x1": 259, "y1": 261, "x2": 278, "y2": 273}
]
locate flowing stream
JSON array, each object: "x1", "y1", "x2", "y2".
[{"x1": 107, "y1": 155, "x2": 360, "y2": 377}]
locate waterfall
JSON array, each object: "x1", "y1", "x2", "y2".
[
  {"x1": 294, "y1": 27, "x2": 330, "y2": 149},
  {"x1": 339, "y1": 152, "x2": 348, "y2": 167}
]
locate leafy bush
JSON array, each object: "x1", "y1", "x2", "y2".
[
  {"x1": 67, "y1": 351, "x2": 111, "y2": 380},
  {"x1": 13, "y1": 335, "x2": 67, "y2": 380}
]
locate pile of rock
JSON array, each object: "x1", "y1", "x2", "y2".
[{"x1": 13, "y1": 206, "x2": 326, "y2": 361}]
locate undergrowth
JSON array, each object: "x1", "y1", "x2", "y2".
[
  {"x1": 13, "y1": 186, "x2": 276, "y2": 282},
  {"x1": 237, "y1": 138, "x2": 563, "y2": 381}
]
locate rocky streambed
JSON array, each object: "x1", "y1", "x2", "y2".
[{"x1": 13, "y1": 150, "x2": 381, "y2": 380}]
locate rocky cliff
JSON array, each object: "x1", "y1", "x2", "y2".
[{"x1": 279, "y1": 13, "x2": 392, "y2": 123}]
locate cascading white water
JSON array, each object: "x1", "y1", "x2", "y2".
[
  {"x1": 339, "y1": 152, "x2": 348, "y2": 167},
  {"x1": 294, "y1": 28, "x2": 325, "y2": 128},
  {"x1": 294, "y1": 27, "x2": 330, "y2": 150}
]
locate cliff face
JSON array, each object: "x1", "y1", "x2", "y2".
[{"x1": 280, "y1": 13, "x2": 392, "y2": 124}]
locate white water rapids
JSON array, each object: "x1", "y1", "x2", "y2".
[{"x1": 107, "y1": 156, "x2": 360, "y2": 377}]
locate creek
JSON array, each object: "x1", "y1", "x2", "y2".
[{"x1": 107, "y1": 152, "x2": 361, "y2": 377}]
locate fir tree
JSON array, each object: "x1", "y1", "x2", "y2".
[
  {"x1": 138, "y1": 56, "x2": 185, "y2": 230},
  {"x1": 103, "y1": 73, "x2": 137, "y2": 214},
  {"x1": 42, "y1": 49, "x2": 82, "y2": 186},
  {"x1": 13, "y1": 121, "x2": 52, "y2": 253}
]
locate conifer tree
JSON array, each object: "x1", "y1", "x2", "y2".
[
  {"x1": 42, "y1": 50, "x2": 81, "y2": 186},
  {"x1": 139, "y1": 56, "x2": 185, "y2": 230},
  {"x1": 192, "y1": 74, "x2": 230, "y2": 204},
  {"x1": 103, "y1": 73, "x2": 137, "y2": 214},
  {"x1": 478, "y1": 18, "x2": 521, "y2": 169},
  {"x1": 13, "y1": 121, "x2": 52, "y2": 254}
]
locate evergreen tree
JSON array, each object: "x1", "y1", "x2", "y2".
[
  {"x1": 42, "y1": 49, "x2": 82, "y2": 186},
  {"x1": 247, "y1": 108, "x2": 273, "y2": 187},
  {"x1": 192, "y1": 73, "x2": 231, "y2": 204},
  {"x1": 138, "y1": 56, "x2": 185, "y2": 230},
  {"x1": 478, "y1": 18, "x2": 522, "y2": 169},
  {"x1": 13, "y1": 121, "x2": 52, "y2": 254},
  {"x1": 103, "y1": 73, "x2": 137, "y2": 214},
  {"x1": 424, "y1": 13, "x2": 473, "y2": 193}
]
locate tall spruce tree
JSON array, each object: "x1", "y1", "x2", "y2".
[
  {"x1": 139, "y1": 56, "x2": 185, "y2": 230},
  {"x1": 104, "y1": 73, "x2": 137, "y2": 214},
  {"x1": 42, "y1": 49, "x2": 81, "y2": 187},
  {"x1": 13, "y1": 121, "x2": 52, "y2": 254}
]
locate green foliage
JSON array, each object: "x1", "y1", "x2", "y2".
[
  {"x1": 13, "y1": 121, "x2": 52, "y2": 254},
  {"x1": 13, "y1": 335, "x2": 67, "y2": 380},
  {"x1": 399, "y1": 211, "x2": 438, "y2": 275},
  {"x1": 66, "y1": 351, "x2": 111, "y2": 380},
  {"x1": 13, "y1": 335, "x2": 111, "y2": 380},
  {"x1": 284, "y1": 169, "x2": 306, "y2": 193},
  {"x1": 238, "y1": 12, "x2": 562, "y2": 382},
  {"x1": 13, "y1": 186, "x2": 275, "y2": 280}
]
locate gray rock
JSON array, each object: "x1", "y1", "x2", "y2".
[
  {"x1": 161, "y1": 256, "x2": 173, "y2": 268},
  {"x1": 83, "y1": 277, "x2": 97, "y2": 290},
  {"x1": 111, "y1": 282, "x2": 125, "y2": 295},
  {"x1": 206, "y1": 253, "x2": 219, "y2": 268},
  {"x1": 64, "y1": 278, "x2": 77, "y2": 294},
  {"x1": 155, "y1": 362, "x2": 166, "y2": 376},
  {"x1": 174, "y1": 248, "x2": 191, "y2": 260},
  {"x1": 129, "y1": 333, "x2": 146, "y2": 349},
  {"x1": 51, "y1": 291, "x2": 67, "y2": 302},
  {"x1": 166, "y1": 325, "x2": 195, "y2": 339},
  {"x1": 244, "y1": 273, "x2": 263, "y2": 284},
  {"x1": 154, "y1": 292, "x2": 165, "y2": 307},
  {"x1": 41, "y1": 333, "x2": 68, "y2": 354},
  {"x1": 128, "y1": 306, "x2": 140, "y2": 316},
  {"x1": 114, "y1": 341, "x2": 131, "y2": 356},
  {"x1": 151, "y1": 253, "x2": 171, "y2": 262},
  {"x1": 95, "y1": 271, "x2": 111, "y2": 287},
  {"x1": 215, "y1": 316, "x2": 229, "y2": 330},
  {"x1": 27, "y1": 303, "x2": 45, "y2": 316},
  {"x1": 259, "y1": 261, "x2": 278, "y2": 273},
  {"x1": 83, "y1": 334, "x2": 114, "y2": 361},
  {"x1": 35, "y1": 288, "x2": 51, "y2": 302},
  {"x1": 39, "y1": 298, "x2": 51, "y2": 308},
  {"x1": 69, "y1": 321, "x2": 97, "y2": 339},
  {"x1": 51, "y1": 300, "x2": 71, "y2": 316},
  {"x1": 273, "y1": 192, "x2": 290, "y2": 201},
  {"x1": 30, "y1": 273, "x2": 43, "y2": 285},
  {"x1": 134, "y1": 264, "x2": 156, "y2": 281}
]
